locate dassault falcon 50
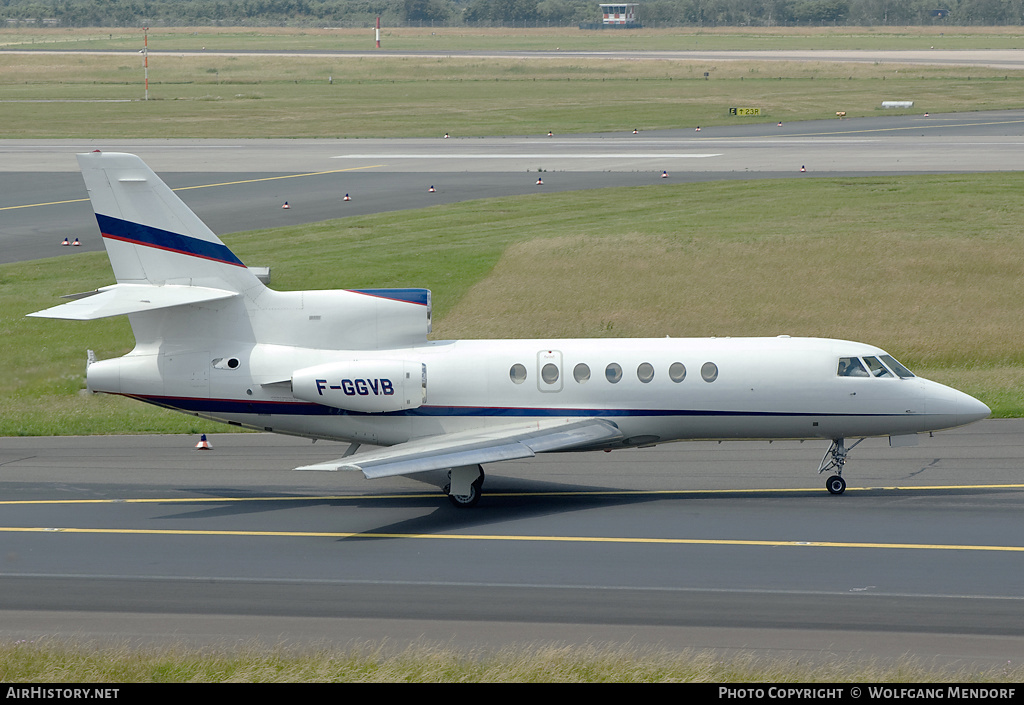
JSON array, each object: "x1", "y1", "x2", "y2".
[{"x1": 29, "y1": 152, "x2": 991, "y2": 506}]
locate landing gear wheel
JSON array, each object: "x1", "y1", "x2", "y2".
[
  {"x1": 447, "y1": 483, "x2": 480, "y2": 508},
  {"x1": 826, "y1": 474, "x2": 847, "y2": 495},
  {"x1": 445, "y1": 467, "x2": 485, "y2": 508}
]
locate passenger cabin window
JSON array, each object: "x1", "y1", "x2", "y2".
[
  {"x1": 837, "y1": 357, "x2": 869, "y2": 377},
  {"x1": 701, "y1": 362, "x2": 718, "y2": 383},
  {"x1": 573, "y1": 363, "x2": 591, "y2": 383},
  {"x1": 541, "y1": 363, "x2": 560, "y2": 384},
  {"x1": 510, "y1": 363, "x2": 527, "y2": 384},
  {"x1": 637, "y1": 363, "x2": 654, "y2": 383},
  {"x1": 605, "y1": 363, "x2": 622, "y2": 384},
  {"x1": 669, "y1": 362, "x2": 686, "y2": 383}
]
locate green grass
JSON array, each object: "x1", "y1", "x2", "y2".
[
  {"x1": 2, "y1": 47, "x2": 1024, "y2": 137},
  {"x1": 2, "y1": 639, "x2": 1021, "y2": 682},
  {"x1": 5, "y1": 173, "x2": 1024, "y2": 436}
]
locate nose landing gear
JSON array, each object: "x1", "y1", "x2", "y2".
[{"x1": 818, "y1": 438, "x2": 864, "y2": 495}]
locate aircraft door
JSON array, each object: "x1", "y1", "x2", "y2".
[{"x1": 537, "y1": 350, "x2": 563, "y2": 393}]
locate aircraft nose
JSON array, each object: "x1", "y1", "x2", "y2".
[
  {"x1": 922, "y1": 380, "x2": 990, "y2": 431},
  {"x1": 957, "y1": 390, "x2": 991, "y2": 426}
]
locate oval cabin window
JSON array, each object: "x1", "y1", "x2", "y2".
[
  {"x1": 605, "y1": 363, "x2": 622, "y2": 384},
  {"x1": 701, "y1": 362, "x2": 719, "y2": 383},
  {"x1": 669, "y1": 362, "x2": 686, "y2": 382},
  {"x1": 541, "y1": 363, "x2": 559, "y2": 384},
  {"x1": 510, "y1": 363, "x2": 527, "y2": 384}
]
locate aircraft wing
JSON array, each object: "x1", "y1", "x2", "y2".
[
  {"x1": 296, "y1": 418, "x2": 623, "y2": 479},
  {"x1": 28, "y1": 283, "x2": 238, "y2": 320}
]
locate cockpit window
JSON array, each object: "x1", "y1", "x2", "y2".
[
  {"x1": 863, "y1": 356, "x2": 894, "y2": 378},
  {"x1": 880, "y1": 354, "x2": 915, "y2": 379},
  {"x1": 837, "y1": 357, "x2": 869, "y2": 377}
]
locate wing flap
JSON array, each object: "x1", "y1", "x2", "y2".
[
  {"x1": 27, "y1": 283, "x2": 238, "y2": 320},
  {"x1": 296, "y1": 418, "x2": 623, "y2": 478}
]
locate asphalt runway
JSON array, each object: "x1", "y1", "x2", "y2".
[
  {"x1": 0, "y1": 422, "x2": 1022, "y2": 665},
  {"x1": 4, "y1": 109, "x2": 1024, "y2": 263},
  {"x1": 3, "y1": 110, "x2": 1024, "y2": 665}
]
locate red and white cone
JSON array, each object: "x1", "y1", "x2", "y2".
[
  {"x1": 800, "y1": 165, "x2": 806, "y2": 172},
  {"x1": 429, "y1": 185, "x2": 435, "y2": 193},
  {"x1": 195, "y1": 434, "x2": 212, "y2": 450},
  {"x1": 61, "y1": 238, "x2": 70, "y2": 246},
  {"x1": 72, "y1": 238, "x2": 80, "y2": 246},
  {"x1": 536, "y1": 177, "x2": 543, "y2": 185},
  {"x1": 661, "y1": 170, "x2": 668, "y2": 178},
  {"x1": 281, "y1": 201, "x2": 290, "y2": 209},
  {"x1": 343, "y1": 194, "x2": 351, "y2": 201}
]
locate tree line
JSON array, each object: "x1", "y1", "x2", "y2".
[{"x1": 4, "y1": 0, "x2": 1024, "y2": 28}]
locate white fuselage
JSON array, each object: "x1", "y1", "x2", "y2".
[{"x1": 87, "y1": 334, "x2": 985, "y2": 449}]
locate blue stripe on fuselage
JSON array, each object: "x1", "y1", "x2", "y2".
[
  {"x1": 126, "y1": 394, "x2": 895, "y2": 419},
  {"x1": 97, "y1": 214, "x2": 246, "y2": 267}
]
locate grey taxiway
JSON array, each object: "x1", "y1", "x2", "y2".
[{"x1": 2, "y1": 112, "x2": 1024, "y2": 665}]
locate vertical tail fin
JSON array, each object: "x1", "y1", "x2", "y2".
[{"x1": 79, "y1": 151, "x2": 263, "y2": 295}]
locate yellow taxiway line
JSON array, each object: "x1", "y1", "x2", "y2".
[
  {"x1": 0, "y1": 165, "x2": 384, "y2": 212},
  {"x1": 0, "y1": 524, "x2": 1021, "y2": 553},
  {"x1": 1, "y1": 484, "x2": 1023, "y2": 552},
  {"x1": 2, "y1": 483, "x2": 1022, "y2": 505}
]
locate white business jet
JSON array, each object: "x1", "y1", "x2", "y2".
[{"x1": 30, "y1": 152, "x2": 991, "y2": 506}]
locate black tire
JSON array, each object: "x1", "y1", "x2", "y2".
[
  {"x1": 826, "y1": 475, "x2": 847, "y2": 495},
  {"x1": 447, "y1": 482, "x2": 480, "y2": 508},
  {"x1": 446, "y1": 469, "x2": 484, "y2": 508}
]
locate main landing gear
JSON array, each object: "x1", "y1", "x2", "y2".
[
  {"x1": 445, "y1": 465, "x2": 485, "y2": 508},
  {"x1": 818, "y1": 438, "x2": 864, "y2": 495}
]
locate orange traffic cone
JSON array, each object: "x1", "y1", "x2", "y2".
[
  {"x1": 343, "y1": 194, "x2": 351, "y2": 201},
  {"x1": 282, "y1": 201, "x2": 290, "y2": 209},
  {"x1": 195, "y1": 434, "x2": 212, "y2": 450},
  {"x1": 536, "y1": 177, "x2": 543, "y2": 185},
  {"x1": 61, "y1": 238, "x2": 70, "y2": 246},
  {"x1": 428, "y1": 185, "x2": 435, "y2": 193},
  {"x1": 800, "y1": 165, "x2": 806, "y2": 172},
  {"x1": 72, "y1": 238, "x2": 80, "y2": 246},
  {"x1": 661, "y1": 170, "x2": 668, "y2": 178}
]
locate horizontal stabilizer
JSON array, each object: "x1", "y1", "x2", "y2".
[
  {"x1": 296, "y1": 418, "x2": 623, "y2": 478},
  {"x1": 27, "y1": 283, "x2": 238, "y2": 321}
]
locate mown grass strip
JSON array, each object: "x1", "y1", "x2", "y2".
[
  {"x1": 1, "y1": 638, "x2": 1022, "y2": 682},
  {"x1": 3, "y1": 51, "x2": 1024, "y2": 137}
]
